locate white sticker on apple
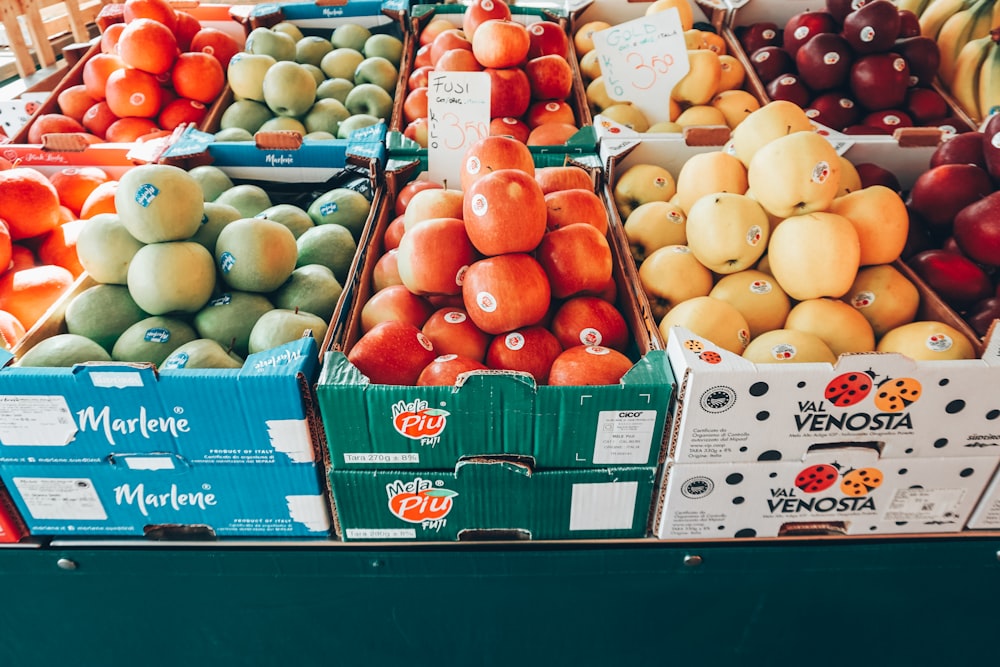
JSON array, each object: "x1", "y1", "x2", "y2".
[
  {"x1": 444, "y1": 311, "x2": 467, "y2": 324},
  {"x1": 466, "y1": 156, "x2": 481, "y2": 175},
  {"x1": 476, "y1": 291, "x2": 497, "y2": 313},
  {"x1": 585, "y1": 346, "x2": 610, "y2": 356},
  {"x1": 746, "y1": 225, "x2": 763, "y2": 247},
  {"x1": 455, "y1": 265, "x2": 468, "y2": 287},
  {"x1": 992, "y1": 133, "x2": 1000, "y2": 149},
  {"x1": 436, "y1": 354, "x2": 458, "y2": 362},
  {"x1": 579, "y1": 328, "x2": 603, "y2": 346},
  {"x1": 794, "y1": 26, "x2": 809, "y2": 40},
  {"x1": 504, "y1": 333, "x2": 525, "y2": 351},
  {"x1": 852, "y1": 291, "x2": 875, "y2": 308},
  {"x1": 925, "y1": 334, "x2": 953, "y2": 353},
  {"x1": 770, "y1": 343, "x2": 796, "y2": 360},
  {"x1": 749, "y1": 280, "x2": 772, "y2": 295},
  {"x1": 417, "y1": 332, "x2": 434, "y2": 351},
  {"x1": 860, "y1": 26, "x2": 875, "y2": 43},
  {"x1": 470, "y1": 194, "x2": 488, "y2": 216},
  {"x1": 811, "y1": 161, "x2": 831, "y2": 184},
  {"x1": 823, "y1": 52, "x2": 840, "y2": 65}
]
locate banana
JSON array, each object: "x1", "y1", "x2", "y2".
[
  {"x1": 919, "y1": 0, "x2": 974, "y2": 40},
  {"x1": 951, "y1": 34, "x2": 993, "y2": 121},
  {"x1": 896, "y1": 0, "x2": 932, "y2": 16},
  {"x1": 937, "y1": 0, "x2": 995, "y2": 86},
  {"x1": 979, "y1": 35, "x2": 1000, "y2": 121}
]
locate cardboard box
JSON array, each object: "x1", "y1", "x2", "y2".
[
  {"x1": 0, "y1": 481, "x2": 26, "y2": 543},
  {"x1": 967, "y1": 466, "x2": 1000, "y2": 530},
  {"x1": 331, "y1": 462, "x2": 657, "y2": 541},
  {"x1": 655, "y1": 444, "x2": 998, "y2": 539},
  {"x1": 316, "y1": 154, "x2": 673, "y2": 470}
]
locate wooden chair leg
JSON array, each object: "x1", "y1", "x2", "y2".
[
  {"x1": 18, "y1": 0, "x2": 58, "y2": 70},
  {"x1": 1, "y1": 1, "x2": 37, "y2": 79}
]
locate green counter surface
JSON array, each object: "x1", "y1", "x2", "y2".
[{"x1": 1, "y1": 535, "x2": 997, "y2": 666}]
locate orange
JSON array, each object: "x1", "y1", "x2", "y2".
[
  {"x1": 82, "y1": 101, "x2": 120, "y2": 139},
  {"x1": 56, "y1": 84, "x2": 99, "y2": 121},
  {"x1": 171, "y1": 52, "x2": 225, "y2": 104},
  {"x1": 0, "y1": 168, "x2": 62, "y2": 240},
  {"x1": 100, "y1": 23, "x2": 125, "y2": 54},
  {"x1": 38, "y1": 219, "x2": 86, "y2": 277},
  {"x1": 105, "y1": 117, "x2": 160, "y2": 142},
  {"x1": 117, "y1": 18, "x2": 178, "y2": 75},
  {"x1": 0, "y1": 264, "x2": 75, "y2": 330},
  {"x1": 83, "y1": 52, "x2": 126, "y2": 101},
  {"x1": 174, "y1": 10, "x2": 201, "y2": 51},
  {"x1": 159, "y1": 97, "x2": 207, "y2": 130},
  {"x1": 49, "y1": 166, "x2": 110, "y2": 215},
  {"x1": 105, "y1": 67, "x2": 163, "y2": 118},
  {"x1": 0, "y1": 310, "x2": 26, "y2": 350},
  {"x1": 123, "y1": 0, "x2": 177, "y2": 32},
  {"x1": 190, "y1": 27, "x2": 241, "y2": 69},
  {"x1": 27, "y1": 114, "x2": 85, "y2": 143},
  {"x1": 79, "y1": 180, "x2": 119, "y2": 217},
  {"x1": 0, "y1": 220, "x2": 10, "y2": 271}
]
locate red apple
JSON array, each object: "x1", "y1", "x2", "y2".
[
  {"x1": 766, "y1": 74, "x2": 812, "y2": 107},
  {"x1": 484, "y1": 67, "x2": 531, "y2": 119},
  {"x1": 430, "y1": 29, "x2": 473, "y2": 66},
  {"x1": 907, "y1": 249, "x2": 993, "y2": 310},
  {"x1": 850, "y1": 52, "x2": 910, "y2": 111},
  {"x1": 824, "y1": 0, "x2": 860, "y2": 26},
  {"x1": 463, "y1": 168, "x2": 547, "y2": 255},
  {"x1": 535, "y1": 165, "x2": 593, "y2": 194},
  {"x1": 897, "y1": 9, "x2": 921, "y2": 38},
  {"x1": 527, "y1": 122, "x2": 579, "y2": 146},
  {"x1": 426, "y1": 294, "x2": 467, "y2": 310},
  {"x1": 544, "y1": 188, "x2": 609, "y2": 234},
  {"x1": 749, "y1": 46, "x2": 795, "y2": 84},
  {"x1": 894, "y1": 35, "x2": 940, "y2": 87},
  {"x1": 526, "y1": 99, "x2": 575, "y2": 128},
  {"x1": 403, "y1": 117, "x2": 429, "y2": 148},
  {"x1": 408, "y1": 65, "x2": 434, "y2": 91},
  {"x1": 360, "y1": 285, "x2": 434, "y2": 333},
  {"x1": 463, "y1": 0, "x2": 512, "y2": 40},
  {"x1": 384, "y1": 214, "x2": 408, "y2": 251},
  {"x1": 403, "y1": 188, "x2": 465, "y2": 230},
  {"x1": 460, "y1": 134, "x2": 535, "y2": 191},
  {"x1": 435, "y1": 48, "x2": 484, "y2": 72},
  {"x1": 862, "y1": 109, "x2": 913, "y2": 133},
  {"x1": 527, "y1": 20, "x2": 569, "y2": 59},
  {"x1": 550, "y1": 296, "x2": 629, "y2": 352},
  {"x1": 805, "y1": 91, "x2": 860, "y2": 130},
  {"x1": 796, "y1": 32, "x2": 853, "y2": 92},
  {"x1": 904, "y1": 87, "x2": 948, "y2": 124},
  {"x1": 907, "y1": 163, "x2": 994, "y2": 231},
  {"x1": 547, "y1": 345, "x2": 633, "y2": 386},
  {"x1": 842, "y1": 0, "x2": 900, "y2": 54},
  {"x1": 396, "y1": 179, "x2": 444, "y2": 216},
  {"x1": 420, "y1": 18, "x2": 458, "y2": 47},
  {"x1": 953, "y1": 191, "x2": 1000, "y2": 267},
  {"x1": 525, "y1": 54, "x2": 573, "y2": 101},
  {"x1": 982, "y1": 113, "x2": 1000, "y2": 182},
  {"x1": 966, "y1": 297, "x2": 1000, "y2": 338},
  {"x1": 738, "y1": 22, "x2": 781, "y2": 54},
  {"x1": 536, "y1": 223, "x2": 613, "y2": 299},
  {"x1": 397, "y1": 217, "x2": 481, "y2": 296},
  {"x1": 855, "y1": 162, "x2": 901, "y2": 191},
  {"x1": 372, "y1": 249, "x2": 402, "y2": 292},
  {"x1": 462, "y1": 253, "x2": 551, "y2": 334},
  {"x1": 485, "y1": 325, "x2": 563, "y2": 383},
  {"x1": 489, "y1": 116, "x2": 530, "y2": 143},
  {"x1": 348, "y1": 320, "x2": 437, "y2": 385},
  {"x1": 783, "y1": 11, "x2": 838, "y2": 58},
  {"x1": 417, "y1": 354, "x2": 488, "y2": 386},
  {"x1": 422, "y1": 307, "x2": 491, "y2": 362},
  {"x1": 414, "y1": 43, "x2": 433, "y2": 69},
  {"x1": 472, "y1": 19, "x2": 530, "y2": 69},
  {"x1": 403, "y1": 86, "x2": 428, "y2": 124},
  {"x1": 930, "y1": 130, "x2": 987, "y2": 169}
]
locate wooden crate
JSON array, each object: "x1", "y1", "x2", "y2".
[{"x1": 2, "y1": 0, "x2": 108, "y2": 80}]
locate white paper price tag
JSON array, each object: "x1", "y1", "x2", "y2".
[
  {"x1": 428, "y1": 71, "x2": 491, "y2": 188},
  {"x1": 592, "y1": 9, "x2": 690, "y2": 125}
]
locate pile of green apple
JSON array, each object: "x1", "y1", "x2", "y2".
[
  {"x1": 217, "y1": 21, "x2": 403, "y2": 141},
  {"x1": 15, "y1": 162, "x2": 373, "y2": 369}
]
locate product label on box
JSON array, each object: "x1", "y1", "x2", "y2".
[
  {"x1": 345, "y1": 528, "x2": 416, "y2": 539},
  {"x1": 428, "y1": 71, "x2": 490, "y2": 188},
  {"x1": 343, "y1": 452, "x2": 420, "y2": 464},
  {"x1": 569, "y1": 481, "x2": 638, "y2": 531},
  {"x1": 0, "y1": 396, "x2": 76, "y2": 447},
  {"x1": 592, "y1": 410, "x2": 658, "y2": 464},
  {"x1": 883, "y1": 488, "x2": 966, "y2": 522},
  {"x1": 13, "y1": 477, "x2": 108, "y2": 521}
]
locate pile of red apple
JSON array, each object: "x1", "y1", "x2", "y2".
[
  {"x1": 903, "y1": 114, "x2": 1000, "y2": 338},
  {"x1": 345, "y1": 135, "x2": 636, "y2": 387},
  {"x1": 401, "y1": 0, "x2": 582, "y2": 147},
  {"x1": 735, "y1": 0, "x2": 966, "y2": 134}
]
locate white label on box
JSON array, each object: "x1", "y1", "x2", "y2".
[
  {"x1": 285, "y1": 495, "x2": 330, "y2": 532},
  {"x1": 13, "y1": 477, "x2": 108, "y2": 521},
  {"x1": 345, "y1": 528, "x2": 416, "y2": 539},
  {"x1": 343, "y1": 453, "x2": 420, "y2": 464},
  {"x1": 123, "y1": 457, "x2": 175, "y2": 471},
  {"x1": 592, "y1": 410, "x2": 657, "y2": 464},
  {"x1": 883, "y1": 488, "x2": 966, "y2": 522},
  {"x1": 0, "y1": 396, "x2": 76, "y2": 446},
  {"x1": 266, "y1": 419, "x2": 314, "y2": 463},
  {"x1": 88, "y1": 371, "x2": 144, "y2": 388},
  {"x1": 569, "y1": 481, "x2": 638, "y2": 531}
]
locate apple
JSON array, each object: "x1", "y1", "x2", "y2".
[
  {"x1": 966, "y1": 297, "x2": 1000, "y2": 338},
  {"x1": 407, "y1": 65, "x2": 434, "y2": 92},
  {"x1": 436, "y1": 48, "x2": 484, "y2": 72},
  {"x1": 344, "y1": 83, "x2": 394, "y2": 120},
  {"x1": 850, "y1": 53, "x2": 910, "y2": 111},
  {"x1": 749, "y1": 46, "x2": 795, "y2": 84},
  {"x1": 526, "y1": 100, "x2": 575, "y2": 129},
  {"x1": 462, "y1": 253, "x2": 551, "y2": 334},
  {"x1": 766, "y1": 74, "x2": 812, "y2": 108},
  {"x1": 953, "y1": 191, "x2": 1000, "y2": 267},
  {"x1": 842, "y1": 0, "x2": 900, "y2": 54},
  {"x1": 485, "y1": 325, "x2": 563, "y2": 383},
  {"x1": 372, "y1": 249, "x2": 402, "y2": 292},
  {"x1": 783, "y1": 10, "x2": 838, "y2": 58},
  {"x1": 550, "y1": 295, "x2": 629, "y2": 352},
  {"x1": 430, "y1": 29, "x2": 472, "y2": 67},
  {"x1": 527, "y1": 122, "x2": 580, "y2": 146},
  {"x1": 403, "y1": 86, "x2": 428, "y2": 125},
  {"x1": 397, "y1": 217, "x2": 480, "y2": 296},
  {"x1": 353, "y1": 56, "x2": 398, "y2": 94},
  {"x1": 747, "y1": 130, "x2": 841, "y2": 218},
  {"x1": 472, "y1": 19, "x2": 530, "y2": 69},
  {"x1": 403, "y1": 188, "x2": 465, "y2": 230},
  {"x1": 420, "y1": 18, "x2": 458, "y2": 47},
  {"x1": 578, "y1": 49, "x2": 602, "y2": 83},
  {"x1": 824, "y1": 0, "x2": 858, "y2": 25},
  {"x1": 805, "y1": 92, "x2": 860, "y2": 130},
  {"x1": 525, "y1": 55, "x2": 573, "y2": 101},
  {"x1": 829, "y1": 185, "x2": 909, "y2": 266},
  {"x1": 403, "y1": 117, "x2": 429, "y2": 148},
  {"x1": 862, "y1": 109, "x2": 913, "y2": 134},
  {"x1": 460, "y1": 134, "x2": 535, "y2": 192},
  {"x1": 417, "y1": 354, "x2": 488, "y2": 386},
  {"x1": 536, "y1": 223, "x2": 612, "y2": 299},
  {"x1": 396, "y1": 179, "x2": 444, "y2": 216},
  {"x1": 685, "y1": 193, "x2": 769, "y2": 274},
  {"x1": 907, "y1": 249, "x2": 993, "y2": 310},
  {"x1": 547, "y1": 345, "x2": 633, "y2": 386},
  {"x1": 489, "y1": 116, "x2": 531, "y2": 143},
  {"x1": 463, "y1": 0, "x2": 513, "y2": 40},
  {"x1": 348, "y1": 320, "x2": 437, "y2": 385},
  {"x1": 613, "y1": 163, "x2": 677, "y2": 218},
  {"x1": 907, "y1": 163, "x2": 994, "y2": 232},
  {"x1": 422, "y1": 307, "x2": 490, "y2": 362},
  {"x1": 360, "y1": 284, "x2": 434, "y2": 332},
  {"x1": 623, "y1": 201, "x2": 687, "y2": 264},
  {"x1": 855, "y1": 162, "x2": 901, "y2": 191},
  {"x1": 527, "y1": 20, "x2": 569, "y2": 59},
  {"x1": 484, "y1": 67, "x2": 531, "y2": 119},
  {"x1": 413, "y1": 43, "x2": 432, "y2": 69},
  {"x1": 585, "y1": 76, "x2": 617, "y2": 114},
  {"x1": 894, "y1": 36, "x2": 940, "y2": 87},
  {"x1": 543, "y1": 188, "x2": 609, "y2": 235},
  {"x1": 738, "y1": 22, "x2": 781, "y2": 55},
  {"x1": 535, "y1": 165, "x2": 593, "y2": 194},
  {"x1": 904, "y1": 87, "x2": 948, "y2": 124},
  {"x1": 767, "y1": 212, "x2": 861, "y2": 301},
  {"x1": 463, "y1": 168, "x2": 547, "y2": 255},
  {"x1": 795, "y1": 32, "x2": 853, "y2": 92},
  {"x1": 981, "y1": 113, "x2": 1000, "y2": 182},
  {"x1": 929, "y1": 130, "x2": 987, "y2": 169}
]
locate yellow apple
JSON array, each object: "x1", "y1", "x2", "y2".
[
  {"x1": 658, "y1": 296, "x2": 750, "y2": 355},
  {"x1": 877, "y1": 321, "x2": 977, "y2": 361},
  {"x1": 671, "y1": 50, "x2": 721, "y2": 106},
  {"x1": 743, "y1": 329, "x2": 837, "y2": 364},
  {"x1": 767, "y1": 211, "x2": 860, "y2": 301},
  {"x1": 675, "y1": 151, "x2": 749, "y2": 214},
  {"x1": 685, "y1": 192, "x2": 769, "y2": 274},
  {"x1": 784, "y1": 298, "x2": 876, "y2": 356},
  {"x1": 612, "y1": 163, "x2": 677, "y2": 218},
  {"x1": 837, "y1": 156, "x2": 862, "y2": 195},
  {"x1": 748, "y1": 130, "x2": 841, "y2": 218},
  {"x1": 731, "y1": 100, "x2": 814, "y2": 167},
  {"x1": 674, "y1": 105, "x2": 727, "y2": 128},
  {"x1": 623, "y1": 201, "x2": 687, "y2": 263},
  {"x1": 709, "y1": 269, "x2": 790, "y2": 339},
  {"x1": 711, "y1": 89, "x2": 760, "y2": 129},
  {"x1": 843, "y1": 264, "x2": 920, "y2": 338},
  {"x1": 637, "y1": 245, "x2": 713, "y2": 321},
  {"x1": 602, "y1": 103, "x2": 650, "y2": 132},
  {"x1": 828, "y1": 185, "x2": 908, "y2": 266}
]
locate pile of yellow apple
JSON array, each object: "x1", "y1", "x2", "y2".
[
  {"x1": 617, "y1": 100, "x2": 978, "y2": 362},
  {"x1": 574, "y1": 0, "x2": 760, "y2": 132}
]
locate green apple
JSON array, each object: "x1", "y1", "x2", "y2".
[
  {"x1": 248, "y1": 308, "x2": 328, "y2": 355},
  {"x1": 258, "y1": 116, "x2": 307, "y2": 136},
  {"x1": 303, "y1": 97, "x2": 350, "y2": 136},
  {"x1": 296, "y1": 223, "x2": 357, "y2": 282},
  {"x1": 344, "y1": 83, "x2": 393, "y2": 120},
  {"x1": 363, "y1": 33, "x2": 404, "y2": 67},
  {"x1": 189, "y1": 201, "x2": 242, "y2": 255},
  {"x1": 245, "y1": 27, "x2": 296, "y2": 62},
  {"x1": 316, "y1": 77, "x2": 354, "y2": 104},
  {"x1": 262, "y1": 61, "x2": 317, "y2": 117},
  {"x1": 256, "y1": 203, "x2": 314, "y2": 239},
  {"x1": 353, "y1": 56, "x2": 398, "y2": 93},
  {"x1": 271, "y1": 21, "x2": 304, "y2": 43},
  {"x1": 295, "y1": 35, "x2": 333, "y2": 67},
  {"x1": 320, "y1": 47, "x2": 365, "y2": 81},
  {"x1": 271, "y1": 264, "x2": 343, "y2": 322},
  {"x1": 215, "y1": 127, "x2": 254, "y2": 142},
  {"x1": 304, "y1": 131, "x2": 336, "y2": 141},
  {"x1": 331, "y1": 23, "x2": 371, "y2": 52},
  {"x1": 227, "y1": 53, "x2": 277, "y2": 102},
  {"x1": 187, "y1": 165, "x2": 234, "y2": 203},
  {"x1": 337, "y1": 113, "x2": 381, "y2": 140},
  {"x1": 306, "y1": 187, "x2": 371, "y2": 239},
  {"x1": 220, "y1": 99, "x2": 273, "y2": 135},
  {"x1": 193, "y1": 290, "x2": 275, "y2": 358},
  {"x1": 301, "y1": 64, "x2": 326, "y2": 87},
  {"x1": 162, "y1": 339, "x2": 244, "y2": 369}
]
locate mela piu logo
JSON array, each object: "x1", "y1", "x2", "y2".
[
  {"x1": 793, "y1": 370, "x2": 921, "y2": 432},
  {"x1": 391, "y1": 399, "x2": 449, "y2": 446},
  {"x1": 386, "y1": 477, "x2": 457, "y2": 531}
]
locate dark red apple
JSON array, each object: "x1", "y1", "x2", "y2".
[
  {"x1": 842, "y1": 0, "x2": 900, "y2": 54},
  {"x1": 966, "y1": 297, "x2": 1000, "y2": 338},
  {"x1": 904, "y1": 87, "x2": 949, "y2": 124},
  {"x1": 825, "y1": 0, "x2": 866, "y2": 26},
  {"x1": 897, "y1": 9, "x2": 921, "y2": 38},
  {"x1": 850, "y1": 52, "x2": 910, "y2": 111},
  {"x1": 953, "y1": 191, "x2": 1000, "y2": 267},
  {"x1": 749, "y1": 46, "x2": 796, "y2": 83},
  {"x1": 930, "y1": 130, "x2": 987, "y2": 169},
  {"x1": 907, "y1": 163, "x2": 994, "y2": 231},
  {"x1": 982, "y1": 113, "x2": 1000, "y2": 183},
  {"x1": 940, "y1": 236, "x2": 964, "y2": 254},
  {"x1": 805, "y1": 91, "x2": 861, "y2": 130},
  {"x1": 738, "y1": 22, "x2": 781, "y2": 54},
  {"x1": 766, "y1": 74, "x2": 812, "y2": 107},
  {"x1": 796, "y1": 32, "x2": 853, "y2": 91},
  {"x1": 862, "y1": 109, "x2": 913, "y2": 133},
  {"x1": 844, "y1": 124, "x2": 890, "y2": 135},
  {"x1": 901, "y1": 208, "x2": 934, "y2": 259},
  {"x1": 894, "y1": 36, "x2": 940, "y2": 87},
  {"x1": 907, "y1": 248, "x2": 994, "y2": 310},
  {"x1": 783, "y1": 11, "x2": 838, "y2": 58},
  {"x1": 855, "y1": 162, "x2": 901, "y2": 191}
]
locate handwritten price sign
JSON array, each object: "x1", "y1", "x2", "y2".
[
  {"x1": 428, "y1": 71, "x2": 491, "y2": 187},
  {"x1": 592, "y1": 9, "x2": 690, "y2": 125}
]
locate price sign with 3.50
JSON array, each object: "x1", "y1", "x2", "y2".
[{"x1": 428, "y1": 71, "x2": 491, "y2": 187}]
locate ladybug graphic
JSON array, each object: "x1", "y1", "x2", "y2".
[
  {"x1": 699, "y1": 350, "x2": 722, "y2": 364},
  {"x1": 873, "y1": 377, "x2": 921, "y2": 413},
  {"x1": 683, "y1": 339, "x2": 704, "y2": 353},
  {"x1": 824, "y1": 371, "x2": 874, "y2": 407},
  {"x1": 795, "y1": 464, "x2": 839, "y2": 493},
  {"x1": 840, "y1": 467, "x2": 883, "y2": 496}
]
